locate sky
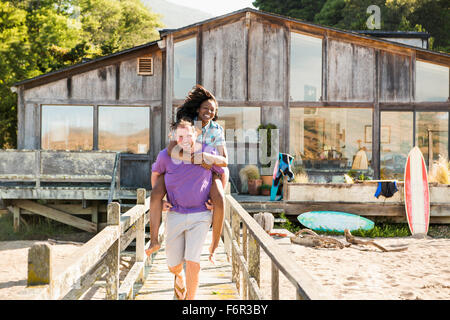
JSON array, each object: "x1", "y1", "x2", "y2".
[{"x1": 166, "y1": 0, "x2": 256, "y2": 16}]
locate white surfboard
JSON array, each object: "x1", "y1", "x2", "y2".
[{"x1": 404, "y1": 146, "x2": 430, "y2": 236}]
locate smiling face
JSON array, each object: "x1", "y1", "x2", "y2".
[
  {"x1": 175, "y1": 125, "x2": 197, "y2": 152},
  {"x1": 197, "y1": 99, "x2": 217, "y2": 126}
]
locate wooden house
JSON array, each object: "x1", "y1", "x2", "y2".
[{"x1": 2, "y1": 8, "x2": 449, "y2": 230}]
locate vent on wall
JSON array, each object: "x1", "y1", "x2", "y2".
[{"x1": 137, "y1": 57, "x2": 153, "y2": 76}]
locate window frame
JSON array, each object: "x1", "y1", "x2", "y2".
[
  {"x1": 289, "y1": 31, "x2": 324, "y2": 102},
  {"x1": 97, "y1": 105, "x2": 151, "y2": 154},
  {"x1": 40, "y1": 104, "x2": 95, "y2": 151}
]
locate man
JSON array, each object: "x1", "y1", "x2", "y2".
[{"x1": 148, "y1": 118, "x2": 224, "y2": 300}]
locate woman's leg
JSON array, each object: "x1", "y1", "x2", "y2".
[
  {"x1": 209, "y1": 173, "x2": 225, "y2": 257},
  {"x1": 146, "y1": 174, "x2": 166, "y2": 256}
]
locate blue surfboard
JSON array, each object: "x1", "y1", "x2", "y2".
[{"x1": 297, "y1": 211, "x2": 374, "y2": 233}]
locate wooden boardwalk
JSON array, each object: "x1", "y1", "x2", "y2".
[{"x1": 135, "y1": 230, "x2": 240, "y2": 300}]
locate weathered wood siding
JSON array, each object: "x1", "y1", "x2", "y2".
[
  {"x1": 23, "y1": 103, "x2": 39, "y2": 149},
  {"x1": 71, "y1": 66, "x2": 116, "y2": 100},
  {"x1": 379, "y1": 51, "x2": 411, "y2": 102},
  {"x1": 119, "y1": 51, "x2": 162, "y2": 102},
  {"x1": 327, "y1": 40, "x2": 375, "y2": 102},
  {"x1": 23, "y1": 79, "x2": 68, "y2": 101},
  {"x1": 248, "y1": 21, "x2": 287, "y2": 102},
  {"x1": 151, "y1": 106, "x2": 162, "y2": 162},
  {"x1": 202, "y1": 20, "x2": 247, "y2": 101}
]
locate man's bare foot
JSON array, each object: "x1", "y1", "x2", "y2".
[{"x1": 145, "y1": 243, "x2": 161, "y2": 256}]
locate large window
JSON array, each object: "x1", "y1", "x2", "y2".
[
  {"x1": 416, "y1": 61, "x2": 449, "y2": 102},
  {"x1": 217, "y1": 107, "x2": 261, "y2": 165},
  {"x1": 380, "y1": 112, "x2": 414, "y2": 179},
  {"x1": 41, "y1": 105, "x2": 93, "y2": 150},
  {"x1": 416, "y1": 112, "x2": 448, "y2": 167},
  {"x1": 290, "y1": 108, "x2": 372, "y2": 181},
  {"x1": 98, "y1": 106, "x2": 150, "y2": 154},
  {"x1": 290, "y1": 32, "x2": 322, "y2": 101},
  {"x1": 174, "y1": 37, "x2": 197, "y2": 99}
]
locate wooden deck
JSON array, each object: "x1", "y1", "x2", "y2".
[{"x1": 135, "y1": 230, "x2": 240, "y2": 300}]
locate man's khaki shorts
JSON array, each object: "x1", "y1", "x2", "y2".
[{"x1": 165, "y1": 210, "x2": 212, "y2": 267}]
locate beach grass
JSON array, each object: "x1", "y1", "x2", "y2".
[{"x1": 0, "y1": 211, "x2": 80, "y2": 241}]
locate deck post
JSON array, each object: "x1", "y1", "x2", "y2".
[
  {"x1": 136, "y1": 188, "x2": 146, "y2": 282},
  {"x1": 231, "y1": 209, "x2": 241, "y2": 293},
  {"x1": 242, "y1": 223, "x2": 248, "y2": 300},
  {"x1": 27, "y1": 242, "x2": 52, "y2": 287},
  {"x1": 12, "y1": 206, "x2": 20, "y2": 232},
  {"x1": 271, "y1": 261, "x2": 279, "y2": 300},
  {"x1": 224, "y1": 194, "x2": 232, "y2": 259},
  {"x1": 105, "y1": 202, "x2": 120, "y2": 300},
  {"x1": 248, "y1": 232, "x2": 260, "y2": 296}
]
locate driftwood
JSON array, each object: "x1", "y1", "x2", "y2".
[
  {"x1": 290, "y1": 229, "x2": 348, "y2": 249},
  {"x1": 290, "y1": 228, "x2": 408, "y2": 252},
  {"x1": 344, "y1": 229, "x2": 408, "y2": 252}
]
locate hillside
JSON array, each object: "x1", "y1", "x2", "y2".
[{"x1": 142, "y1": 0, "x2": 213, "y2": 29}]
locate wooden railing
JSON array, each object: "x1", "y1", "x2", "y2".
[
  {"x1": 223, "y1": 193, "x2": 328, "y2": 300},
  {"x1": 0, "y1": 150, "x2": 118, "y2": 187},
  {"x1": 25, "y1": 188, "x2": 154, "y2": 300}
]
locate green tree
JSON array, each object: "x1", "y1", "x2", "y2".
[
  {"x1": 408, "y1": 0, "x2": 450, "y2": 52},
  {"x1": 253, "y1": 0, "x2": 449, "y2": 53},
  {"x1": 252, "y1": 0, "x2": 327, "y2": 22},
  {"x1": 77, "y1": 0, "x2": 163, "y2": 55},
  {"x1": 0, "y1": 0, "x2": 164, "y2": 149}
]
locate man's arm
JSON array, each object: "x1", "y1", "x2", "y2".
[{"x1": 151, "y1": 171, "x2": 161, "y2": 188}]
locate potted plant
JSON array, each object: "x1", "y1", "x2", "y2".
[
  {"x1": 258, "y1": 123, "x2": 278, "y2": 186},
  {"x1": 260, "y1": 184, "x2": 271, "y2": 196},
  {"x1": 245, "y1": 165, "x2": 262, "y2": 195}
]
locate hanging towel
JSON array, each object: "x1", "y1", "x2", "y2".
[{"x1": 374, "y1": 181, "x2": 398, "y2": 198}]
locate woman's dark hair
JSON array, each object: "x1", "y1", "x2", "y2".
[{"x1": 176, "y1": 85, "x2": 218, "y2": 122}]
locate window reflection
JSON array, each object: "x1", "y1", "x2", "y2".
[
  {"x1": 380, "y1": 112, "x2": 413, "y2": 179},
  {"x1": 416, "y1": 112, "x2": 448, "y2": 167},
  {"x1": 174, "y1": 38, "x2": 197, "y2": 99},
  {"x1": 217, "y1": 107, "x2": 261, "y2": 165},
  {"x1": 416, "y1": 61, "x2": 449, "y2": 102},
  {"x1": 290, "y1": 33, "x2": 322, "y2": 101},
  {"x1": 98, "y1": 106, "x2": 150, "y2": 154},
  {"x1": 290, "y1": 108, "x2": 372, "y2": 182},
  {"x1": 41, "y1": 105, "x2": 93, "y2": 150}
]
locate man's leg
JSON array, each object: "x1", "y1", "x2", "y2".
[
  {"x1": 146, "y1": 174, "x2": 166, "y2": 256},
  {"x1": 185, "y1": 261, "x2": 201, "y2": 300},
  {"x1": 209, "y1": 174, "x2": 225, "y2": 259},
  {"x1": 168, "y1": 263, "x2": 186, "y2": 300}
]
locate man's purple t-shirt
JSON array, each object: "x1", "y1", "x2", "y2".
[{"x1": 152, "y1": 143, "x2": 224, "y2": 214}]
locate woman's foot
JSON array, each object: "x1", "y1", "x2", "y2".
[
  {"x1": 174, "y1": 273, "x2": 186, "y2": 300},
  {"x1": 145, "y1": 242, "x2": 161, "y2": 257}
]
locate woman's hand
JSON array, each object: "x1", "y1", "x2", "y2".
[
  {"x1": 205, "y1": 199, "x2": 214, "y2": 211},
  {"x1": 162, "y1": 200, "x2": 172, "y2": 212}
]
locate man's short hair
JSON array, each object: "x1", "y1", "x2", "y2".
[{"x1": 170, "y1": 117, "x2": 195, "y2": 132}]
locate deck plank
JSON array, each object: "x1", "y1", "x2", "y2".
[{"x1": 135, "y1": 230, "x2": 240, "y2": 300}]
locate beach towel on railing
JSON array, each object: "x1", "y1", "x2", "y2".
[{"x1": 270, "y1": 153, "x2": 295, "y2": 201}]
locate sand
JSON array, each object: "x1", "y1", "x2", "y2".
[
  {"x1": 0, "y1": 240, "x2": 134, "y2": 300},
  {"x1": 1, "y1": 235, "x2": 449, "y2": 300},
  {"x1": 259, "y1": 235, "x2": 450, "y2": 300},
  {"x1": 0, "y1": 240, "x2": 80, "y2": 299}
]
